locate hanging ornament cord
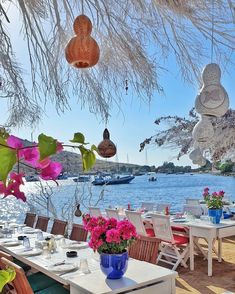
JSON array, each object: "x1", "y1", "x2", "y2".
[{"x1": 210, "y1": 0, "x2": 215, "y2": 63}]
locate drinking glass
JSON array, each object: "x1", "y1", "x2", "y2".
[
  {"x1": 79, "y1": 258, "x2": 90, "y2": 274},
  {"x1": 42, "y1": 245, "x2": 51, "y2": 259},
  {"x1": 37, "y1": 231, "x2": 44, "y2": 241},
  {"x1": 23, "y1": 237, "x2": 31, "y2": 249}
]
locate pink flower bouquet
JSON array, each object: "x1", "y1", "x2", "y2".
[
  {"x1": 83, "y1": 214, "x2": 138, "y2": 254},
  {"x1": 203, "y1": 187, "x2": 225, "y2": 209}
]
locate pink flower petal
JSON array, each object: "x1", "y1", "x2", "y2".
[
  {"x1": 7, "y1": 135, "x2": 23, "y2": 149},
  {"x1": 22, "y1": 147, "x2": 40, "y2": 166},
  {"x1": 40, "y1": 161, "x2": 62, "y2": 180}
]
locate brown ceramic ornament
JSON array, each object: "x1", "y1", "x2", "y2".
[
  {"x1": 97, "y1": 128, "x2": 117, "y2": 158},
  {"x1": 65, "y1": 15, "x2": 100, "y2": 68}
]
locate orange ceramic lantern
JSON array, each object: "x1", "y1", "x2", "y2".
[
  {"x1": 98, "y1": 129, "x2": 117, "y2": 158},
  {"x1": 65, "y1": 15, "x2": 100, "y2": 68}
]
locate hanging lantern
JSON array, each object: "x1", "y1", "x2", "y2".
[
  {"x1": 65, "y1": 15, "x2": 100, "y2": 68},
  {"x1": 97, "y1": 128, "x2": 117, "y2": 158},
  {"x1": 192, "y1": 115, "x2": 214, "y2": 143},
  {"x1": 195, "y1": 63, "x2": 229, "y2": 117},
  {"x1": 74, "y1": 203, "x2": 82, "y2": 217}
]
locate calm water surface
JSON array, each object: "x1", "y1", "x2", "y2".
[{"x1": 1, "y1": 173, "x2": 235, "y2": 222}]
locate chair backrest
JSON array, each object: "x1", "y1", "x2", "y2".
[
  {"x1": 1, "y1": 257, "x2": 34, "y2": 294},
  {"x1": 24, "y1": 213, "x2": 36, "y2": 228},
  {"x1": 185, "y1": 198, "x2": 200, "y2": 205},
  {"x1": 155, "y1": 203, "x2": 171, "y2": 212},
  {"x1": 0, "y1": 250, "x2": 13, "y2": 269},
  {"x1": 50, "y1": 219, "x2": 68, "y2": 235},
  {"x1": 128, "y1": 235, "x2": 160, "y2": 264},
  {"x1": 141, "y1": 202, "x2": 154, "y2": 211},
  {"x1": 151, "y1": 214, "x2": 173, "y2": 243},
  {"x1": 125, "y1": 211, "x2": 147, "y2": 236},
  {"x1": 69, "y1": 224, "x2": 88, "y2": 242},
  {"x1": 105, "y1": 209, "x2": 120, "y2": 220},
  {"x1": 89, "y1": 207, "x2": 102, "y2": 217},
  {"x1": 35, "y1": 216, "x2": 50, "y2": 232},
  {"x1": 183, "y1": 204, "x2": 203, "y2": 217}
]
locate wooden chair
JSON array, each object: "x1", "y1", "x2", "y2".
[
  {"x1": 105, "y1": 208, "x2": 120, "y2": 220},
  {"x1": 185, "y1": 198, "x2": 200, "y2": 205},
  {"x1": 24, "y1": 213, "x2": 36, "y2": 228},
  {"x1": 0, "y1": 257, "x2": 69, "y2": 294},
  {"x1": 183, "y1": 204, "x2": 203, "y2": 217},
  {"x1": 69, "y1": 224, "x2": 88, "y2": 242},
  {"x1": 151, "y1": 214, "x2": 189, "y2": 271},
  {"x1": 0, "y1": 250, "x2": 12, "y2": 268},
  {"x1": 89, "y1": 207, "x2": 102, "y2": 217},
  {"x1": 125, "y1": 210, "x2": 155, "y2": 237},
  {"x1": 35, "y1": 216, "x2": 50, "y2": 232},
  {"x1": 128, "y1": 235, "x2": 160, "y2": 264},
  {"x1": 50, "y1": 219, "x2": 68, "y2": 236}
]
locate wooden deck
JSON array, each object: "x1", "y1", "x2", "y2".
[{"x1": 176, "y1": 237, "x2": 235, "y2": 294}]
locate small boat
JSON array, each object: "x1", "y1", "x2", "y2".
[
  {"x1": 92, "y1": 175, "x2": 135, "y2": 186},
  {"x1": 25, "y1": 175, "x2": 39, "y2": 182},
  {"x1": 73, "y1": 175, "x2": 91, "y2": 183},
  {"x1": 57, "y1": 173, "x2": 68, "y2": 180},
  {"x1": 148, "y1": 176, "x2": 157, "y2": 182}
]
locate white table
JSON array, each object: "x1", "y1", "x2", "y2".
[
  {"x1": 0, "y1": 230, "x2": 177, "y2": 294},
  {"x1": 184, "y1": 219, "x2": 235, "y2": 276}
]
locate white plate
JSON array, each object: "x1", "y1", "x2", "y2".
[
  {"x1": 17, "y1": 249, "x2": 42, "y2": 257},
  {"x1": 173, "y1": 219, "x2": 188, "y2": 223},
  {"x1": 66, "y1": 242, "x2": 88, "y2": 249},
  {"x1": 54, "y1": 235, "x2": 64, "y2": 240},
  {"x1": 48, "y1": 263, "x2": 77, "y2": 273},
  {"x1": 23, "y1": 229, "x2": 37, "y2": 234},
  {"x1": 1, "y1": 241, "x2": 20, "y2": 247}
]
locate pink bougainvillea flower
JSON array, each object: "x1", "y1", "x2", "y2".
[
  {"x1": 9, "y1": 172, "x2": 25, "y2": 185},
  {"x1": 40, "y1": 161, "x2": 62, "y2": 180},
  {"x1": 6, "y1": 182, "x2": 26, "y2": 202},
  {"x1": 22, "y1": 147, "x2": 40, "y2": 167},
  {"x1": 7, "y1": 135, "x2": 23, "y2": 149},
  {"x1": 1, "y1": 177, "x2": 26, "y2": 202},
  {"x1": 204, "y1": 187, "x2": 209, "y2": 192},
  {"x1": 36, "y1": 157, "x2": 51, "y2": 169},
  {"x1": 106, "y1": 229, "x2": 121, "y2": 243},
  {"x1": 219, "y1": 190, "x2": 225, "y2": 197},
  {"x1": 0, "y1": 182, "x2": 6, "y2": 194},
  {"x1": 56, "y1": 142, "x2": 63, "y2": 153}
]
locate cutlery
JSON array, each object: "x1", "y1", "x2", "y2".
[{"x1": 52, "y1": 260, "x2": 66, "y2": 266}]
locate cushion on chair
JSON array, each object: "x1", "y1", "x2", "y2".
[
  {"x1": 36, "y1": 283, "x2": 70, "y2": 294},
  {"x1": 172, "y1": 234, "x2": 189, "y2": 245},
  {"x1": 171, "y1": 226, "x2": 187, "y2": 233},
  {"x1": 146, "y1": 228, "x2": 155, "y2": 237},
  {"x1": 28, "y1": 272, "x2": 57, "y2": 292}
]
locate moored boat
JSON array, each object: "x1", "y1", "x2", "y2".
[
  {"x1": 73, "y1": 175, "x2": 91, "y2": 182},
  {"x1": 92, "y1": 175, "x2": 135, "y2": 186}
]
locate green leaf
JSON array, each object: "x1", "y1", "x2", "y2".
[
  {"x1": 38, "y1": 133, "x2": 57, "y2": 160},
  {"x1": 70, "y1": 133, "x2": 88, "y2": 144},
  {"x1": 91, "y1": 144, "x2": 98, "y2": 152},
  {"x1": 0, "y1": 140, "x2": 17, "y2": 183},
  {"x1": 0, "y1": 268, "x2": 16, "y2": 292},
  {"x1": 79, "y1": 147, "x2": 96, "y2": 171}
]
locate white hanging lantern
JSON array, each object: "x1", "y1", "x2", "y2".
[
  {"x1": 192, "y1": 115, "x2": 214, "y2": 143},
  {"x1": 195, "y1": 63, "x2": 229, "y2": 117}
]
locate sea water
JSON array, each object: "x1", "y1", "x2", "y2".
[{"x1": 1, "y1": 173, "x2": 235, "y2": 222}]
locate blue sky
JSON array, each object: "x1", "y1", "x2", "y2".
[{"x1": 2, "y1": 5, "x2": 235, "y2": 167}]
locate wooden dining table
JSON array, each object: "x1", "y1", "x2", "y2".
[{"x1": 0, "y1": 226, "x2": 177, "y2": 294}]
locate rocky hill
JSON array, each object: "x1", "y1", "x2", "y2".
[{"x1": 19, "y1": 149, "x2": 141, "y2": 175}]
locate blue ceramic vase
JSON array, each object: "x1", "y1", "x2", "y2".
[
  {"x1": 208, "y1": 208, "x2": 223, "y2": 224},
  {"x1": 100, "y1": 251, "x2": 128, "y2": 279}
]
